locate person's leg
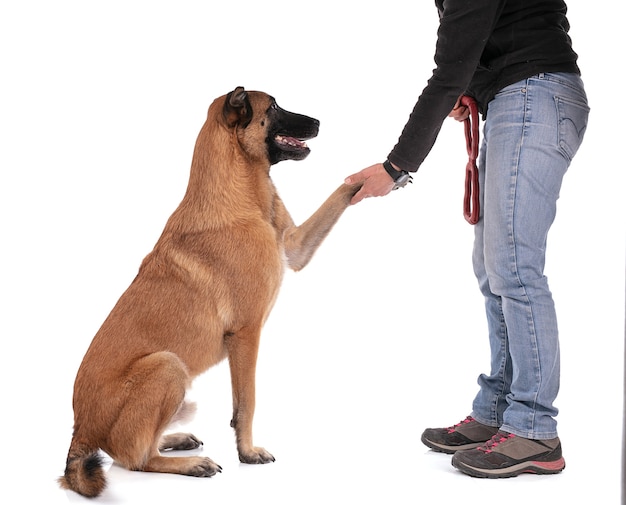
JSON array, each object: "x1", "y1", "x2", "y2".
[
  {"x1": 470, "y1": 135, "x2": 511, "y2": 429},
  {"x1": 471, "y1": 72, "x2": 589, "y2": 439}
]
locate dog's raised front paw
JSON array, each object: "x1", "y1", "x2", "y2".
[{"x1": 238, "y1": 447, "x2": 275, "y2": 464}]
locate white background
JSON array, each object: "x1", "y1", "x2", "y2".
[{"x1": 1, "y1": 1, "x2": 624, "y2": 504}]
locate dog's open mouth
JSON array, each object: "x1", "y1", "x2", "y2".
[
  {"x1": 274, "y1": 134, "x2": 309, "y2": 151},
  {"x1": 266, "y1": 108, "x2": 318, "y2": 164}
]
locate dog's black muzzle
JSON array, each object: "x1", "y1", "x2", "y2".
[{"x1": 267, "y1": 103, "x2": 319, "y2": 165}]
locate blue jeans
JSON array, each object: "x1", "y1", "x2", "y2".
[{"x1": 470, "y1": 73, "x2": 589, "y2": 440}]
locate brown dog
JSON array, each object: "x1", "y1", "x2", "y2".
[{"x1": 59, "y1": 86, "x2": 361, "y2": 498}]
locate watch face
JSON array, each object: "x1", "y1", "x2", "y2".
[{"x1": 394, "y1": 173, "x2": 412, "y2": 189}]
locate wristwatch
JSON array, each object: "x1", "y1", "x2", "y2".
[{"x1": 383, "y1": 160, "x2": 412, "y2": 190}]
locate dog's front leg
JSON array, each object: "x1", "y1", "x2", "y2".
[
  {"x1": 283, "y1": 182, "x2": 362, "y2": 271},
  {"x1": 226, "y1": 328, "x2": 275, "y2": 464}
]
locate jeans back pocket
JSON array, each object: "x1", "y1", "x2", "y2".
[{"x1": 555, "y1": 96, "x2": 590, "y2": 162}]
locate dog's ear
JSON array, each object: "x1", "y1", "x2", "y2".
[{"x1": 223, "y1": 86, "x2": 253, "y2": 128}]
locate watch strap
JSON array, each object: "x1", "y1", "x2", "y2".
[
  {"x1": 383, "y1": 160, "x2": 413, "y2": 189},
  {"x1": 383, "y1": 159, "x2": 403, "y2": 182}
]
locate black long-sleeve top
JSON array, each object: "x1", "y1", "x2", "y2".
[{"x1": 387, "y1": 0, "x2": 580, "y2": 173}]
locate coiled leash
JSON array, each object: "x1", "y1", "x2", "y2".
[{"x1": 461, "y1": 95, "x2": 480, "y2": 224}]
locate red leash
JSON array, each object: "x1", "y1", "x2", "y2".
[{"x1": 461, "y1": 95, "x2": 480, "y2": 224}]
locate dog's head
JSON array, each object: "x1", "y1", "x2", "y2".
[{"x1": 221, "y1": 86, "x2": 320, "y2": 165}]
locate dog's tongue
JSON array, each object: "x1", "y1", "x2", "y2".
[{"x1": 275, "y1": 135, "x2": 307, "y2": 148}]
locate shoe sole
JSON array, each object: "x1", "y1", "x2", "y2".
[
  {"x1": 451, "y1": 456, "x2": 566, "y2": 478},
  {"x1": 421, "y1": 434, "x2": 488, "y2": 454}
]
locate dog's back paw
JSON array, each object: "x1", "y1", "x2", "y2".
[
  {"x1": 159, "y1": 432, "x2": 203, "y2": 451},
  {"x1": 186, "y1": 457, "x2": 223, "y2": 477},
  {"x1": 144, "y1": 455, "x2": 222, "y2": 477}
]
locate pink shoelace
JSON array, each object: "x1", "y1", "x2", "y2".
[
  {"x1": 478, "y1": 432, "x2": 516, "y2": 453},
  {"x1": 446, "y1": 416, "x2": 475, "y2": 434}
]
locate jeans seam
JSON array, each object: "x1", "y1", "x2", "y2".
[
  {"x1": 529, "y1": 72, "x2": 583, "y2": 94},
  {"x1": 506, "y1": 84, "x2": 542, "y2": 435}
]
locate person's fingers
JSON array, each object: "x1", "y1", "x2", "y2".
[
  {"x1": 350, "y1": 186, "x2": 370, "y2": 205},
  {"x1": 344, "y1": 169, "x2": 367, "y2": 186},
  {"x1": 449, "y1": 105, "x2": 469, "y2": 121}
]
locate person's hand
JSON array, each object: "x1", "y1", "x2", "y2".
[
  {"x1": 448, "y1": 96, "x2": 470, "y2": 122},
  {"x1": 344, "y1": 163, "x2": 395, "y2": 204}
]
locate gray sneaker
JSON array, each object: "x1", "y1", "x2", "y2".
[
  {"x1": 451, "y1": 431, "x2": 565, "y2": 478},
  {"x1": 421, "y1": 416, "x2": 500, "y2": 454}
]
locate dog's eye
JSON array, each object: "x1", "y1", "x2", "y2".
[{"x1": 260, "y1": 120, "x2": 265, "y2": 127}]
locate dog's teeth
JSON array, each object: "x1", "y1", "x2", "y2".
[{"x1": 276, "y1": 135, "x2": 307, "y2": 148}]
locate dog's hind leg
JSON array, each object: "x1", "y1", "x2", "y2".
[
  {"x1": 227, "y1": 328, "x2": 275, "y2": 464},
  {"x1": 106, "y1": 351, "x2": 221, "y2": 477}
]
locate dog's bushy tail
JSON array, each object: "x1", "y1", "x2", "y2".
[{"x1": 58, "y1": 443, "x2": 106, "y2": 498}]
